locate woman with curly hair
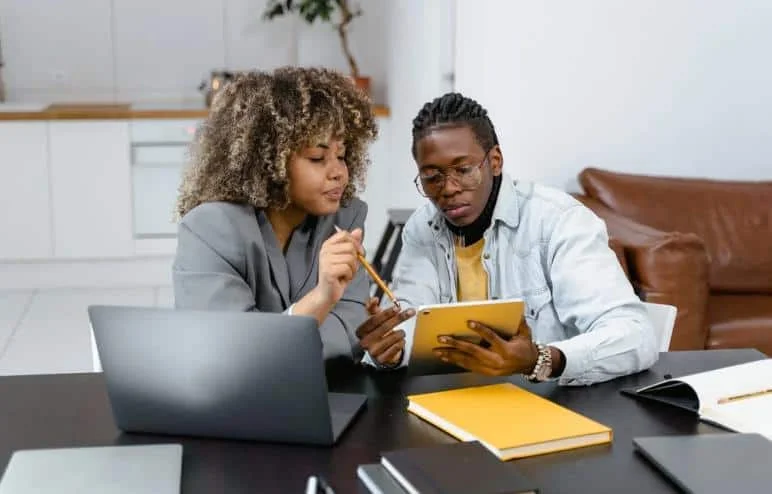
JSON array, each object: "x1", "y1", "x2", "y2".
[{"x1": 173, "y1": 67, "x2": 413, "y2": 366}]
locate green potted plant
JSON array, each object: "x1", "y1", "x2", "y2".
[{"x1": 263, "y1": 0, "x2": 370, "y2": 94}]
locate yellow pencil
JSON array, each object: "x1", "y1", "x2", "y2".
[
  {"x1": 717, "y1": 388, "x2": 772, "y2": 404},
  {"x1": 334, "y1": 225, "x2": 400, "y2": 308}
]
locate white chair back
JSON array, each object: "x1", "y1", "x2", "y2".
[
  {"x1": 643, "y1": 302, "x2": 678, "y2": 352},
  {"x1": 90, "y1": 323, "x2": 102, "y2": 372}
]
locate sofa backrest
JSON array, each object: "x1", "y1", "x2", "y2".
[{"x1": 580, "y1": 167, "x2": 772, "y2": 294}]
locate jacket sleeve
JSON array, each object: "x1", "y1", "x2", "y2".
[
  {"x1": 172, "y1": 204, "x2": 259, "y2": 312},
  {"x1": 546, "y1": 205, "x2": 660, "y2": 385}
]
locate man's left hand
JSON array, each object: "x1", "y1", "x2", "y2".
[
  {"x1": 357, "y1": 297, "x2": 413, "y2": 366},
  {"x1": 432, "y1": 320, "x2": 539, "y2": 376}
]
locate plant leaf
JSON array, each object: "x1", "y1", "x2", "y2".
[
  {"x1": 319, "y1": 3, "x2": 333, "y2": 21},
  {"x1": 263, "y1": 3, "x2": 285, "y2": 20},
  {"x1": 265, "y1": 0, "x2": 349, "y2": 25}
]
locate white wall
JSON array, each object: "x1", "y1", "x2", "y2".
[
  {"x1": 385, "y1": 0, "x2": 455, "y2": 211},
  {"x1": 0, "y1": 0, "x2": 387, "y2": 104},
  {"x1": 455, "y1": 0, "x2": 772, "y2": 191}
]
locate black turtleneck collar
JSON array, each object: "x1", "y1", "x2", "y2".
[{"x1": 445, "y1": 174, "x2": 503, "y2": 246}]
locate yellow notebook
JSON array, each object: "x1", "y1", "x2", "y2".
[{"x1": 407, "y1": 383, "x2": 612, "y2": 460}]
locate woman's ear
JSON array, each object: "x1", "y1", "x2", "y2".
[{"x1": 490, "y1": 145, "x2": 504, "y2": 176}]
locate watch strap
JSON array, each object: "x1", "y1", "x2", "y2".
[{"x1": 527, "y1": 343, "x2": 552, "y2": 382}]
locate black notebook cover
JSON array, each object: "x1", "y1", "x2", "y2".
[
  {"x1": 633, "y1": 433, "x2": 772, "y2": 494},
  {"x1": 380, "y1": 441, "x2": 538, "y2": 494}
]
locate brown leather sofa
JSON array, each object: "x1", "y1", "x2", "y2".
[{"x1": 575, "y1": 167, "x2": 772, "y2": 356}]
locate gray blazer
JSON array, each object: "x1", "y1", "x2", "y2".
[{"x1": 172, "y1": 199, "x2": 369, "y2": 362}]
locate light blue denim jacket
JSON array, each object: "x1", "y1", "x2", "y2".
[{"x1": 365, "y1": 173, "x2": 659, "y2": 385}]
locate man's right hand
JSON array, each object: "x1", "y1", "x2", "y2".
[{"x1": 356, "y1": 297, "x2": 415, "y2": 366}]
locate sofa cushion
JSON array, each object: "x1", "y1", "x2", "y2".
[
  {"x1": 706, "y1": 294, "x2": 772, "y2": 356},
  {"x1": 580, "y1": 167, "x2": 772, "y2": 293}
]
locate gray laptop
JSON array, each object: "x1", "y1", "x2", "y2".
[
  {"x1": 0, "y1": 444, "x2": 182, "y2": 494},
  {"x1": 88, "y1": 305, "x2": 367, "y2": 446}
]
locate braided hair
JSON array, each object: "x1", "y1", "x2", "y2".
[{"x1": 411, "y1": 92, "x2": 499, "y2": 157}]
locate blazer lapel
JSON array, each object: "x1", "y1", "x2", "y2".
[
  {"x1": 288, "y1": 216, "x2": 328, "y2": 300},
  {"x1": 256, "y1": 211, "x2": 291, "y2": 308}
]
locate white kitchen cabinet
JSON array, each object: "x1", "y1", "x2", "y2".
[
  {"x1": 129, "y1": 119, "x2": 199, "y2": 143},
  {"x1": 0, "y1": 122, "x2": 53, "y2": 259},
  {"x1": 49, "y1": 121, "x2": 134, "y2": 258},
  {"x1": 131, "y1": 164, "x2": 183, "y2": 238},
  {"x1": 129, "y1": 118, "x2": 200, "y2": 244}
]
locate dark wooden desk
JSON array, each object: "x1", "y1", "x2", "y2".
[{"x1": 0, "y1": 349, "x2": 765, "y2": 493}]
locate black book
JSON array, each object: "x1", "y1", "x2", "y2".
[
  {"x1": 357, "y1": 464, "x2": 408, "y2": 494},
  {"x1": 380, "y1": 441, "x2": 538, "y2": 494},
  {"x1": 633, "y1": 433, "x2": 772, "y2": 494}
]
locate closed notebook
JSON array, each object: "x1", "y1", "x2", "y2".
[
  {"x1": 0, "y1": 444, "x2": 182, "y2": 494},
  {"x1": 380, "y1": 441, "x2": 538, "y2": 494},
  {"x1": 357, "y1": 464, "x2": 408, "y2": 494},
  {"x1": 633, "y1": 433, "x2": 772, "y2": 494},
  {"x1": 407, "y1": 383, "x2": 612, "y2": 460}
]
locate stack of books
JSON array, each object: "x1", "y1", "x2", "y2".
[
  {"x1": 357, "y1": 441, "x2": 538, "y2": 494},
  {"x1": 356, "y1": 382, "x2": 614, "y2": 493}
]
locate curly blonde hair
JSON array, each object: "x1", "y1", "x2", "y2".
[{"x1": 176, "y1": 66, "x2": 378, "y2": 218}]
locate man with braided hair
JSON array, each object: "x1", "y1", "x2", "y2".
[{"x1": 359, "y1": 92, "x2": 658, "y2": 385}]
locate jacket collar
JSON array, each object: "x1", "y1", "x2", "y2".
[{"x1": 491, "y1": 172, "x2": 520, "y2": 229}]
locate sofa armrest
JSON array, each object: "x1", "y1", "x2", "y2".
[{"x1": 574, "y1": 195, "x2": 711, "y2": 350}]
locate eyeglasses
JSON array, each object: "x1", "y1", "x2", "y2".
[{"x1": 413, "y1": 149, "x2": 491, "y2": 198}]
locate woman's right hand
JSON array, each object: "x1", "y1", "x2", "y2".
[
  {"x1": 315, "y1": 227, "x2": 364, "y2": 306},
  {"x1": 293, "y1": 228, "x2": 364, "y2": 325}
]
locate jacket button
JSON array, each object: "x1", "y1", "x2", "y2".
[{"x1": 483, "y1": 253, "x2": 490, "y2": 260}]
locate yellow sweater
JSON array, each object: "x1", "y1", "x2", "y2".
[{"x1": 454, "y1": 238, "x2": 488, "y2": 302}]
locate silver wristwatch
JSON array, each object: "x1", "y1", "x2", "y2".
[{"x1": 527, "y1": 343, "x2": 553, "y2": 382}]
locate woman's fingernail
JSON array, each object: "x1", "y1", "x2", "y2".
[
  {"x1": 468, "y1": 321, "x2": 477, "y2": 328},
  {"x1": 438, "y1": 336, "x2": 449, "y2": 344}
]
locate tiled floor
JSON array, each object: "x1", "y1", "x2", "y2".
[{"x1": 0, "y1": 286, "x2": 174, "y2": 376}]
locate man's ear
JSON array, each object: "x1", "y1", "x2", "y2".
[{"x1": 490, "y1": 145, "x2": 504, "y2": 176}]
